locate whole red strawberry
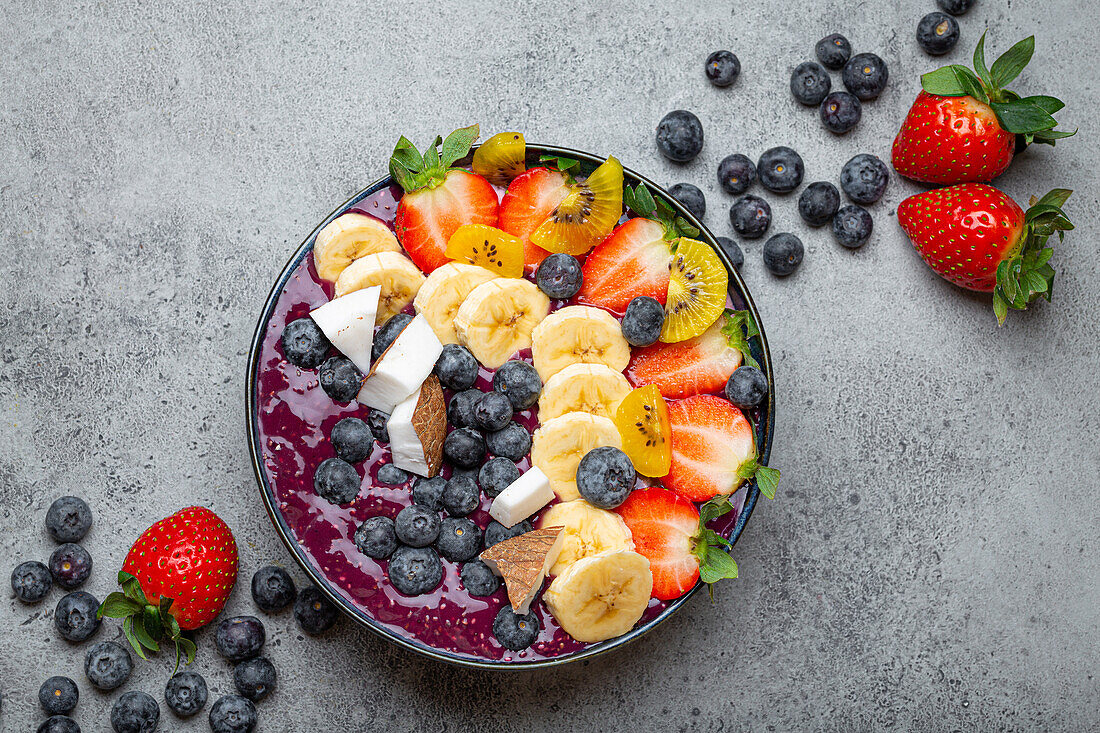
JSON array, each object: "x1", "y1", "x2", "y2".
[
  {"x1": 898, "y1": 184, "x2": 1073, "y2": 323},
  {"x1": 892, "y1": 34, "x2": 1074, "y2": 184}
]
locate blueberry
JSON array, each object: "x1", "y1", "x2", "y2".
[
  {"x1": 330, "y1": 417, "x2": 374, "y2": 463},
  {"x1": 460, "y1": 560, "x2": 501, "y2": 596},
  {"x1": 250, "y1": 565, "x2": 296, "y2": 614},
  {"x1": 763, "y1": 233, "x2": 805, "y2": 277},
  {"x1": 367, "y1": 409, "x2": 390, "y2": 442},
  {"x1": 757, "y1": 147, "x2": 804, "y2": 193},
  {"x1": 841, "y1": 154, "x2": 889, "y2": 205},
  {"x1": 354, "y1": 516, "x2": 397, "y2": 559},
  {"x1": 717, "y1": 154, "x2": 756, "y2": 195},
  {"x1": 110, "y1": 690, "x2": 159, "y2": 733},
  {"x1": 790, "y1": 61, "x2": 831, "y2": 106},
  {"x1": 936, "y1": 0, "x2": 974, "y2": 15},
  {"x1": 479, "y1": 457, "x2": 520, "y2": 498},
  {"x1": 55, "y1": 591, "x2": 100, "y2": 641},
  {"x1": 39, "y1": 676, "x2": 79, "y2": 715},
  {"x1": 576, "y1": 447, "x2": 636, "y2": 509},
  {"x1": 656, "y1": 110, "x2": 704, "y2": 163},
  {"x1": 233, "y1": 657, "x2": 276, "y2": 702},
  {"x1": 486, "y1": 422, "x2": 531, "y2": 462},
  {"x1": 84, "y1": 641, "x2": 132, "y2": 690},
  {"x1": 492, "y1": 606, "x2": 540, "y2": 651},
  {"x1": 294, "y1": 586, "x2": 338, "y2": 635},
  {"x1": 394, "y1": 504, "x2": 441, "y2": 547},
  {"x1": 917, "y1": 12, "x2": 960, "y2": 56},
  {"x1": 411, "y1": 476, "x2": 448, "y2": 511},
  {"x1": 715, "y1": 237, "x2": 744, "y2": 271},
  {"x1": 313, "y1": 457, "x2": 360, "y2": 505},
  {"x1": 729, "y1": 195, "x2": 772, "y2": 239},
  {"x1": 165, "y1": 670, "x2": 208, "y2": 717},
  {"x1": 535, "y1": 253, "x2": 584, "y2": 300},
  {"x1": 816, "y1": 33, "x2": 851, "y2": 69},
  {"x1": 819, "y1": 92, "x2": 862, "y2": 134},
  {"x1": 45, "y1": 496, "x2": 92, "y2": 543},
  {"x1": 443, "y1": 474, "x2": 481, "y2": 517},
  {"x1": 215, "y1": 615, "x2": 266, "y2": 662},
  {"x1": 280, "y1": 317, "x2": 330, "y2": 368},
  {"x1": 208, "y1": 694, "x2": 257, "y2": 733},
  {"x1": 376, "y1": 463, "x2": 410, "y2": 485},
  {"x1": 842, "y1": 53, "x2": 888, "y2": 101},
  {"x1": 11, "y1": 560, "x2": 51, "y2": 602},
  {"x1": 38, "y1": 716, "x2": 80, "y2": 733},
  {"x1": 49, "y1": 543, "x2": 92, "y2": 590},
  {"x1": 443, "y1": 427, "x2": 487, "y2": 468},
  {"x1": 725, "y1": 365, "x2": 769, "y2": 408},
  {"x1": 318, "y1": 356, "x2": 362, "y2": 402},
  {"x1": 388, "y1": 545, "x2": 443, "y2": 596},
  {"x1": 492, "y1": 361, "x2": 542, "y2": 410},
  {"x1": 705, "y1": 50, "x2": 741, "y2": 87},
  {"x1": 447, "y1": 389, "x2": 482, "y2": 428},
  {"x1": 474, "y1": 391, "x2": 513, "y2": 432},
  {"x1": 434, "y1": 343, "x2": 479, "y2": 390},
  {"x1": 668, "y1": 183, "x2": 706, "y2": 220},
  {"x1": 620, "y1": 296, "x2": 665, "y2": 347},
  {"x1": 435, "y1": 517, "x2": 483, "y2": 562},
  {"x1": 371, "y1": 313, "x2": 413, "y2": 361},
  {"x1": 798, "y1": 182, "x2": 841, "y2": 227},
  {"x1": 833, "y1": 205, "x2": 874, "y2": 248},
  {"x1": 484, "y1": 519, "x2": 532, "y2": 549}
]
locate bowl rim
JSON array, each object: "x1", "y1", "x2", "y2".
[{"x1": 245, "y1": 142, "x2": 775, "y2": 670}]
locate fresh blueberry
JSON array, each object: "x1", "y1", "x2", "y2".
[
  {"x1": 705, "y1": 50, "x2": 741, "y2": 87},
  {"x1": 330, "y1": 417, "x2": 374, "y2": 463},
  {"x1": 165, "y1": 670, "x2": 208, "y2": 717},
  {"x1": 435, "y1": 517, "x2": 483, "y2": 562},
  {"x1": 45, "y1": 496, "x2": 92, "y2": 543},
  {"x1": 576, "y1": 447, "x2": 636, "y2": 509},
  {"x1": 442, "y1": 474, "x2": 481, "y2": 517},
  {"x1": 313, "y1": 457, "x2": 360, "y2": 505},
  {"x1": 841, "y1": 154, "x2": 889, "y2": 206},
  {"x1": 460, "y1": 560, "x2": 501, "y2": 596},
  {"x1": 484, "y1": 519, "x2": 533, "y2": 549},
  {"x1": 318, "y1": 356, "x2": 362, "y2": 402},
  {"x1": 367, "y1": 409, "x2": 390, "y2": 442},
  {"x1": 294, "y1": 586, "x2": 338, "y2": 635},
  {"x1": 394, "y1": 504, "x2": 441, "y2": 547},
  {"x1": 656, "y1": 110, "x2": 704, "y2": 163},
  {"x1": 717, "y1": 154, "x2": 756, "y2": 195},
  {"x1": 816, "y1": 33, "x2": 852, "y2": 69},
  {"x1": 55, "y1": 591, "x2": 100, "y2": 642},
  {"x1": 434, "y1": 344, "x2": 479, "y2": 390},
  {"x1": 917, "y1": 12, "x2": 960, "y2": 56},
  {"x1": 790, "y1": 61, "x2": 831, "y2": 106},
  {"x1": 757, "y1": 147, "x2": 804, "y2": 193},
  {"x1": 250, "y1": 566, "x2": 296, "y2": 613},
  {"x1": 474, "y1": 391, "x2": 513, "y2": 432},
  {"x1": 38, "y1": 716, "x2": 80, "y2": 733},
  {"x1": 486, "y1": 422, "x2": 531, "y2": 462},
  {"x1": 729, "y1": 195, "x2": 772, "y2": 239},
  {"x1": 110, "y1": 690, "x2": 159, "y2": 733},
  {"x1": 535, "y1": 253, "x2": 583, "y2": 300},
  {"x1": 492, "y1": 361, "x2": 542, "y2": 410},
  {"x1": 388, "y1": 545, "x2": 443, "y2": 596},
  {"x1": 84, "y1": 641, "x2": 132, "y2": 690},
  {"x1": 233, "y1": 657, "x2": 276, "y2": 702},
  {"x1": 493, "y1": 606, "x2": 540, "y2": 651},
  {"x1": 443, "y1": 427, "x2": 487, "y2": 468},
  {"x1": 215, "y1": 616, "x2": 266, "y2": 662},
  {"x1": 668, "y1": 183, "x2": 706, "y2": 220},
  {"x1": 354, "y1": 516, "x2": 398, "y2": 559},
  {"x1": 447, "y1": 389, "x2": 482, "y2": 428},
  {"x1": 725, "y1": 365, "x2": 769, "y2": 408},
  {"x1": 833, "y1": 205, "x2": 874, "y2": 248},
  {"x1": 371, "y1": 313, "x2": 413, "y2": 361},
  {"x1": 208, "y1": 694, "x2": 257, "y2": 733},
  {"x1": 798, "y1": 182, "x2": 841, "y2": 227},
  {"x1": 620, "y1": 296, "x2": 665, "y2": 347},
  {"x1": 280, "y1": 318, "x2": 330, "y2": 368},
  {"x1": 411, "y1": 476, "x2": 447, "y2": 511},
  {"x1": 842, "y1": 53, "x2": 889, "y2": 100},
  {"x1": 376, "y1": 463, "x2": 410, "y2": 485},
  {"x1": 39, "y1": 676, "x2": 79, "y2": 715},
  {"x1": 936, "y1": 0, "x2": 974, "y2": 15},
  {"x1": 819, "y1": 92, "x2": 862, "y2": 134},
  {"x1": 11, "y1": 560, "x2": 51, "y2": 602},
  {"x1": 763, "y1": 233, "x2": 805, "y2": 277},
  {"x1": 49, "y1": 543, "x2": 92, "y2": 590},
  {"x1": 479, "y1": 457, "x2": 520, "y2": 498},
  {"x1": 715, "y1": 237, "x2": 744, "y2": 271}
]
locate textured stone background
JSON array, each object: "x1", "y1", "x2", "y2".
[{"x1": 1, "y1": 0, "x2": 1097, "y2": 730}]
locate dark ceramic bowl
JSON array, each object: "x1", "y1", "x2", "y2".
[{"x1": 246, "y1": 143, "x2": 775, "y2": 669}]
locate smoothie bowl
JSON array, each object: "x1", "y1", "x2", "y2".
[{"x1": 246, "y1": 126, "x2": 778, "y2": 669}]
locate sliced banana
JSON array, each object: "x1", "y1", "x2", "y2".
[
  {"x1": 334, "y1": 251, "x2": 425, "y2": 325},
  {"x1": 313, "y1": 213, "x2": 401, "y2": 282},
  {"x1": 414, "y1": 262, "x2": 500, "y2": 344},
  {"x1": 454, "y1": 278, "x2": 551, "y2": 369},
  {"x1": 538, "y1": 363, "x2": 632, "y2": 422},
  {"x1": 543, "y1": 549, "x2": 652, "y2": 643},
  {"x1": 530, "y1": 412, "x2": 622, "y2": 501},
  {"x1": 539, "y1": 499, "x2": 634, "y2": 576},
  {"x1": 530, "y1": 305, "x2": 631, "y2": 382}
]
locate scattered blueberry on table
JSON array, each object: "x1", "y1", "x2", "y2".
[
  {"x1": 704, "y1": 50, "x2": 741, "y2": 87},
  {"x1": 11, "y1": 560, "x2": 52, "y2": 603},
  {"x1": 729, "y1": 194, "x2": 772, "y2": 239},
  {"x1": 798, "y1": 182, "x2": 841, "y2": 226},
  {"x1": 714, "y1": 237, "x2": 744, "y2": 270},
  {"x1": 820, "y1": 91, "x2": 862, "y2": 134},
  {"x1": 233, "y1": 657, "x2": 277, "y2": 702},
  {"x1": 54, "y1": 591, "x2": 101, "y2": 642},
  {"x1": 833, "y1": 205, "x2": 875, "y2": 248},
  {"x1": 758, "y1": 147, "x2": 805, "y2": 193},
  {"x1": 294, "y1": 586, "x2": 339, "y2": 636},
  {"x1": 717, "y1": 153, "x2": 756, "y2": 195},
  {"x1": 48, "y1": 543, "x2": 92, "y2": 590},
  {"x1": 45, "y1": 496, "x2": 92, "y2": 543},
  {"x1": 816, "y1": 33, "x2": 852, "y2": 69},
  {"x1": 842, "y1": 52, "x2": 889, "y2": 100},
  {"x1": 841, "y1": 153, "x2": 890, "y2": 205},
  {"x1": 208, "y1": 694, "x2": 258, "y2": 733},
  {"x1": 39, "y1": 676, "x2": 79, "y2": 716},
  {"x1": 917, "y1": 11, "x2": 960, "y2": 55},
  {"x1": 656, "y1": 110, "x2": 704, "y2": 162},
  {"x1": 763, "y1": 233, "x2": 805, "y2": 277},
  {"x1": 84, "y1": 641, "x2": 132, "y2": 691},
  {"x1": 214, "y1": 616, "x2": 266, "y2": 662},
  {"x1": 110, "y1": 690, "x2": 159, "y2": 733},
  {"x1": 790, "y1": 61, "x2": 832, "y2": 106},
  {"x1": 165, "y1": 670, "x2": 209, "y2": 718}
]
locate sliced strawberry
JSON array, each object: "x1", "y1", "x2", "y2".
[
  {"x1": 616, "y1": 487, "x2": 701, "y2": 600},
  {"x1": 665, "y1": 395, "x2": 756, "y2": 502},
  {"x1": 498, "y1": 166, "x2": 569, "y2": 270},
  {"x1": 578, "y1": 217, "x2": 671, "y2": 311}
]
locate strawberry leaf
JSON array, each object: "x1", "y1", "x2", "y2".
[
  {"x1": 118, "y1": 571, "x2": 148, "y2": 605},
  {"x1": 1035, "y1": 188, "x2": 1073, "y2": 209},
  {"x1": 122, "y1": 616, "x2": 149, "y2": 660},
  {"x1": 1019, "y1": 95, "x2": 1065, "y2": 115},
  {"x1": 538, "y1": 155, "x2": 579, "y2": 174},
  {"x1": 992, "y1": 290, "x2": 1009, "y2": 325},
  {"x1": 697, "y1": 546, "x2": 739, "y2": 584},
  {"x1": 990, "y1": 101, "x2": 1057, "y2": 134},
  {"x1": 990, "y1": 36, "x2": 1035, "y2": 88},
  {"x1": 972, "y1": 33, "x2": 992, "y2": 89},
  {"x1": 440, "y1": 124, "x2": 479, "y2": 168},
  {"x1": 954, "y1": 66, "x2": 988, "y2": 104},
  {"x1": 633, "y1": 184, "x2": 657, "y2": 217},
  {"x1": 97, "y1": 592, "x2": 142, "y2": 619},
  {"x1": 921, "y1": 66, "x2": 967, "y2": 96}
]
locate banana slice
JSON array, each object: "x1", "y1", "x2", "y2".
[
  {"x1": 539, "y1": 499, "x2": 634, "y2": 576},
  {"x1": 538, "y1": 363, "x2": 632, "y2": 422},
  {"x1": 454, "y1": 278, "x2": 551, "y2": 369},
  {"x1": 313, "y1": 213, "x2": 401, "y2": 282},
  {"x1": 414, "y1": 262, "x2": 500, "y2": 344},
  {"x1": 530, "y1": 412, "x2": 622, "y2": 501},
  {"x1": 543, "y1": 549, "x2": 652, "y2": 643},
  {"x1": 334, "y1": 251, "x2": 426, "y2": 325},
  {"x1": 530, "y1": 305, "x2": 631, "y2": 382}
]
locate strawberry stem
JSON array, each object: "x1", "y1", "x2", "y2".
[
  {"x1": 98, "y1": 571, "x2": 197, "y2": 671},
  {"x1": 389, "y1": 124, "x2": 481, "y2": 193}
]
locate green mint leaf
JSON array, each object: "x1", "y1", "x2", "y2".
[
  {"x1": 992, "y1": 289, "x2": 1009, "y2": 325},
  {"x1": 972, "y1": 33, "x2": 992, "y2": 88},
  {"x1": 98, "y1": 593, "x2": 141, "y2": 619},
  {"x1": 698, "y1": 547, "x2": 739, "y2": 584},
  {"x1": 921, "y1": 66, "x2": 967, "y2": 96},
  {"x1": 991, "y1": 36, "x2": 1035, "y2": 88},
  {"x1": 440, "y1": 124, "x2": 479, "y2": 167},
  {"x1": 699, "y1": 496, "x2": 734, "y2": 525},
  {"x1": 755, "y1": 466, "x2": 780, "y2": 500},
  {"x1": 736, "y1": 457, "x2": 759, "y2": 481},
  {"x1": 990, "y1": 101, "x2": 1057, "y2": 134},
  {"x1": 720, "y1": 310, "x2": 761, "y2": 370}
]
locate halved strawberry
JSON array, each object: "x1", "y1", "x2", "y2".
[
  {"x1": 498, "y1": 166, "x2": 569, "y2": 270},
  {"x1": 578, "y1": 217, "x2": 670, "y2": 311},
  {"x1": 390, "y1": 125, "x2": 500, "y2": 274}
]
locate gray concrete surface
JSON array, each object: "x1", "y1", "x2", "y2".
[{"x1": 1, "y1": 0, "x2": 1097, "y2": 730}]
